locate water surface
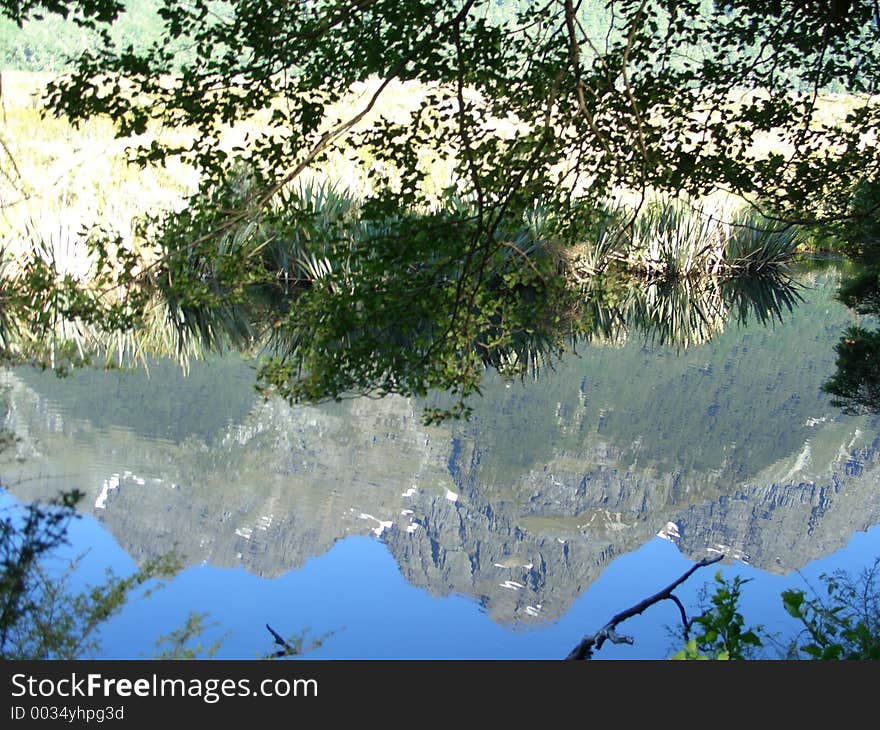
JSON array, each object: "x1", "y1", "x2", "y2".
[{"x1": 3, "y1": 265, "x2": 880, "y2": 659}]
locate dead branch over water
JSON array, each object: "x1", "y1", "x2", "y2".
[{"x1": 566, "y1": 553, "x2": 725, "y2": 660}]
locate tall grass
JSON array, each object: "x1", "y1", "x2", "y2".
[
  {"x1": 723, "y1": 212, "x2": 802, "y2": 274},
  {"x1": 629, "y1": 199, "x2": 724, "y2": 278},
  {"x1": 573, "y1": 196, "x2": 802, "y2": 281}
]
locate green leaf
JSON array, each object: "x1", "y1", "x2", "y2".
[{"x1": 782, "y1": 590, "x2": 805, "y2": 618}]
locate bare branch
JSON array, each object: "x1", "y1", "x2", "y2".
[
  {"x1": 565, "y1": 553, "x2": 725, "y2": 660},
  {"x1": 265, "y1": 622, "x2": 297, "y2": 658}
]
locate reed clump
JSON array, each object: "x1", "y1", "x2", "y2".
[{"x1": 566, "y1": 197, "x2": 802, "y2": 283}]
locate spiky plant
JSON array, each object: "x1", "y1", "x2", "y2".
[
  {"x1": 264, "y1": 179, "x2": 360, "y2": 289},
  {"x1": 631, "y1": 198, "x2": 723, "y2": 279},
  {"x1": 569, "y1": 201, "x2": 631, "y2": 279},
  {"x1": 722, "y1": 213, "x2": 800, "y2": 274},
  {"x1": 627, "y1": 277, "x2": 727, "y2": 350}
]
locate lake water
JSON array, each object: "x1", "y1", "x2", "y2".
[{"x1": 3, "y1": 263, "x2": 880, "y2": 659}]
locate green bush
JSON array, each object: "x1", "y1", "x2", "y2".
[
  {"x1": 0, "y1": 488, "x2": 179, "y2": 659},
  {"x1": 672, "y1": 560, "x2": 880, "y2": 660}
]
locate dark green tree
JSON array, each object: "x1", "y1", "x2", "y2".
[{"x1": 0, "y1": 488, "x2": 179, "y2": 659}]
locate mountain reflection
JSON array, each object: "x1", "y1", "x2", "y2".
[{"x1": 2, "y1": 266, "x2": 879, "y2": 627}]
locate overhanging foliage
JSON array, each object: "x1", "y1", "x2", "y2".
[{"x1": 2, "y1": 0, "x2": 879, "y2": 417}]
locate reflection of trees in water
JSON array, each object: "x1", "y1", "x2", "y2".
[
  {"x1": 824, "y1": 327, "x2": 880, "y2": 415},
  {"x1": 2, "y1": 262, "x2": 877, "y2": 631},
  {"x1": 0, "y1": 186, "x2": 805, "y2": 424},
  {"x1": 0, "y1": 177, "x2": 808, "y2": 424},
  {"x1": 257, "y1": 270, "x2": 803, "y2": 387},
  {"x1": 583, "y1": 273, "x2": 802, "y2": 352},
  {"x1": 0, "y1": 260, "x2": 805, "y2": 396},
  {"x1": 823, "y1": 265, "x2": 880, "y2": 415}
]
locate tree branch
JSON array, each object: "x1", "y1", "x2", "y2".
[
  {"x1": 565, "y1": 553, "x2": 725, "y2": 660},
  {"x1": 265, "y1": 622, "x2": 297, "y2": 659}
]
